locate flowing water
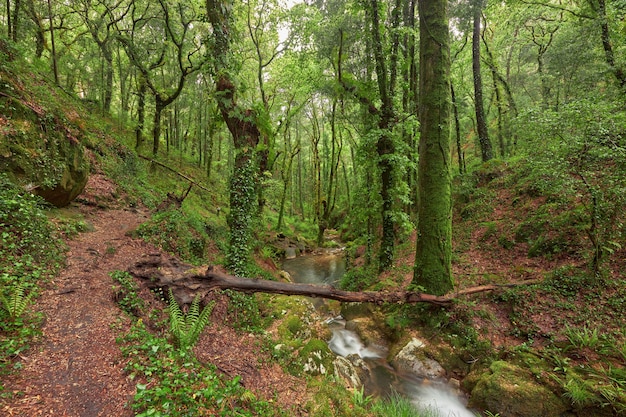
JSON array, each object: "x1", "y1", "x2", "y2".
[{"x1": 282, "y1": 252, "x2": 476, "y2": 417}]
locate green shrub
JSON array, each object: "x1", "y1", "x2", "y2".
[
  {"x1": 117, "y1": 321, "x2": 280, "y2": 416},
  {"x1": 0, "y1": 175, "x2": 62, "y2": 384},
  {"x1": 0, "y1": 175, "x2": 65, "y2": 289},
  {"x1": 134, "y1": 209, "x2": 209, "y2": 264}
]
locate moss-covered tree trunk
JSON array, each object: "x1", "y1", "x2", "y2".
[
  {"x1": 206, "y1": 1, "x2": 260, "y2": 276},
  {"x1": 472, "y1": 0, "x2": 492, "y2": 162},
  {"x1": 413, "y1": 0, "x2": 453, "y2": 295}
]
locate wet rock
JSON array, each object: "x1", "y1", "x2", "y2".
[
  {"x1": 333, "y1": 354, "x2": 370, "y2": 389},
  {"x1": 468, "y1": 361, "x2": 568, "y2": 417},
  {"x1": 284, "y1": 247, "x2": 297, "y2": 259},
  {"x1": 344, "y1": 317, "x2": 388, "y2": 349},
  {"x1": 278, "y1": 270, "x2": 293, "y2": 282},
  {"x1": 340, "y1": 302, "x2": 371, "y2": 321},
  {"x1": 391, "y1": 338, "x2": 446, "y2": 379}
]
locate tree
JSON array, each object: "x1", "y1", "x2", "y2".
[
  {"x1": 206, "y1": 0, "x2": 263, "y2": 276},
  {"x1": 73, "y1": 0, "x2": 132, "y2": 113},
  {"x1": 472, "y1": 0, "x2": 492, "y2": 162},
  {"x1": 335, "y1": 0, "x2": 404, "y2": 271},
  {"x1": 413, "y1": 0, "x2": 454, "y2": 295},
  {"x1": 116, "y1": 0, "x2": 204, "y2": 156}
]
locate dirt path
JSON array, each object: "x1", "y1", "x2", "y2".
[
  {"x1": 1, "y1": 199, "x2": 153, "y2": 416},
  {"x1": 1, "y1": 174, "x2": 308, "y2": 416}
]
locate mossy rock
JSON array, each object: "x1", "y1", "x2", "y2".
[
  {"x1": 299, "y1": 339, "x2": 334, "y2": 376},
  {"x1": 35, "y1": 141, "x2": 89, "y2": 207},
  {"x1": 468, "y1": 361, "x2": 568, "y2": 417},
  {"x1": 0, "y1": 92, "x2": 89, "y2": 207}
]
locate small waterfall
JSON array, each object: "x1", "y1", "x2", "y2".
[
  {"x1": 327, "y1": 317, "x2": 475, "y2": 417},
  {"x1": 283, "y1": 253, "x2": 476, "y2": 417}
]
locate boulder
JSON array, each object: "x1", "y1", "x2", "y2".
[
  {"x1": 333, "y1": 354, "x2": 370, "y2": 390},
  {"x1": 391, "y1": 338, "x2": 446, "y2": 379},
  {"x1": 35, "y1": 141, "x2": 89, "y2": 207},
  {"x1": 468, "y1": 361, "x2": 568, "y2": 417}
]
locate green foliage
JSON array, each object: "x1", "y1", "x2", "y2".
[
  {"x1": 117, "y1": 320, "x2": 279, "y2": 416},
  {"x1": 134, "y1": 209, "x2": 209, "y2": 265},
  {"x1": 515, "y1": 100, "x2": 626, "y2": 273},
  {"x1": 1, "y1": 283, "x2": 35, "y2": 320},
  {"x1": 351, "y1": 386, "x2": 373, "y2": 408},
  {"x1": 370, "y1": 393, "x2": 444, "y2": 417},
  {"x1": 168, "y1": 289, "x2": 214, "y2": 351},
  {"x1": 339, "y1": 265, "x2": 377, "y2": 292},
  {"x1": 0, "y1": 175, "x2": 65, "y2": 288},
  {"x1": 227, "y1": 154, "x2": 258, "y2": 276},
  {"x1": 541, "y1": 266, "x2": 588, "y2": 298},
  {"x1": 0, "y1": 176, "x2": 60, "y2": 387},
  {"x1": 110, "y1": 270, "x2": 145, "y2": 316},
  {"x1": 225, "y1": 290, "x2": 263, "y2": 333},
  {"x1": 0, "y1": 309, "x2": 41, "y2": 383},
  {"x1": 564, "y1": 325, "x2": 601, "y2": 351}
]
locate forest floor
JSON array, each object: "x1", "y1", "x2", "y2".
[
  {"x1": 2, "y1": 168, "x2": 625, "y2": 416},
  {"x1": 0, "y1": 174, "x2": 307, "y2": 416}
]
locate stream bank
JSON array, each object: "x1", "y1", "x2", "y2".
[{"x1": 281, "y1": 251, "x2": 476, "y2": 416}]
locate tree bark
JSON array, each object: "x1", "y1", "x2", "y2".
[
  {"x1": 47, "y1": 0, "x2": 59, "y2": 86},
  {"x1": 414, "y1": 0, "x2": 454, "y2": 295},
  {"x1": 597, "y1": 0, "x2": 626, "y2": 91},
  {"x1": 472, "y1": 1, "x2": 492, "y2": 162},
  {"x1": 128, "y1": 254, "x2": 538, "y2": 307}
]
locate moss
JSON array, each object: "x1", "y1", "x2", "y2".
[
  {"x1": 284, "y1": 315, "x2": 303, "y2": 336},
  {"x1": 469, "y1": 360, "x2": 568, "y2": 417},
  {"x1": 298, "y1": 339, "x2": 334, "y2": 376}
]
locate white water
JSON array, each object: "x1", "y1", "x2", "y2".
[
  {"x1": 407, "y1": 384, "x2": 476, "y2": 417},
  {"x1": 327, "y1": 318, "x2": 475, "y2": 417},
  {"x1": 328, "y1": 329, "x2": 385, "y2": 359},
  {"x1": 283, "y1": 254, "x2": 477, "y2": 417}
]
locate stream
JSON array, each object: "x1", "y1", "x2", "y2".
[{"x1": 282, "y1": 252, "x2": 476, "y2": 417}]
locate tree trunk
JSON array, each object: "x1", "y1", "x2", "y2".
[
  {"x1": 128, "y1": 254, "x2": 540, "y2": 307},
  {"x1": 451, "y1": 83, "x2": 464, "y2": 175},
  {"x1": 11, "y1": 0, "x2": 20, "y2": 42},
  {"x1": 472, "y1": 1, "x2": 492, "y2": 162},
  {"x1": 47, "y1": 0, "x2": 59, "y2": 86},
  {"x1": 135, "y1": 76, "x2": 147, "y2": 151},
  {"x1": 101, "y1": 46, "x2": 113, "y2": 113},
  {"x1": 153, "y1": 99, "x2": 164, "y2": 156},
  {"x1": 597, "y1": 0, "x2": 626, "y2": 91},
  {"x1": 369, "y1": 0, "x2": 398, "y2": 271},
  {"x1": 6, "y1": 0, "x2": 11, "y2": 39},
  {"x1": 413, "y1": 0, "x2": 454, "y2": 295}
]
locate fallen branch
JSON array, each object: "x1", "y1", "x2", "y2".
[
  {"x1": 137, "y1": 155, "x2": 212, "y2": 194},
  {"x1": 128, "y1": 254, "x2": 541, "y2": 306}
]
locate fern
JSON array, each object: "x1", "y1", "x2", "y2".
[
  {"x1": 168, "y1": 289, "x2": 213, "y2": 350},
  {"x1": 1, "y1": 283, "x2": 34, "y2": 320}
]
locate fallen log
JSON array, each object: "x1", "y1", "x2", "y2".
[
  {"x1": 128, "y1": 253, "x2": 541, "y2": 306},
  {"x1": 137, "y1": 155, "x2": 212, "y2": 194}
]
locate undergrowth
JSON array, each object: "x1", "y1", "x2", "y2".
[
  {"x1": 0, "y1": 175, "x2": 64, "y2": 389},
  {"x1": 116, "y1": 320, "x2": 281, "y2": 417}
]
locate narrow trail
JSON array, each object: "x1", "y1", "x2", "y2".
[
  {"x1": 2, "y1": 203, "x2": 153, "y2": 416},
  {"x1": 1, "y1": 174, "x2": 309, "y2": 416}
]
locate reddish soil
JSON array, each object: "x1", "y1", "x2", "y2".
[{"x1": 0, "y1": 174, "x2": 307, "y2": 416}]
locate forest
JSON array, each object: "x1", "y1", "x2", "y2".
[{"x1": 0, "y1": 0, "x2": 626, "y2": 416}]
